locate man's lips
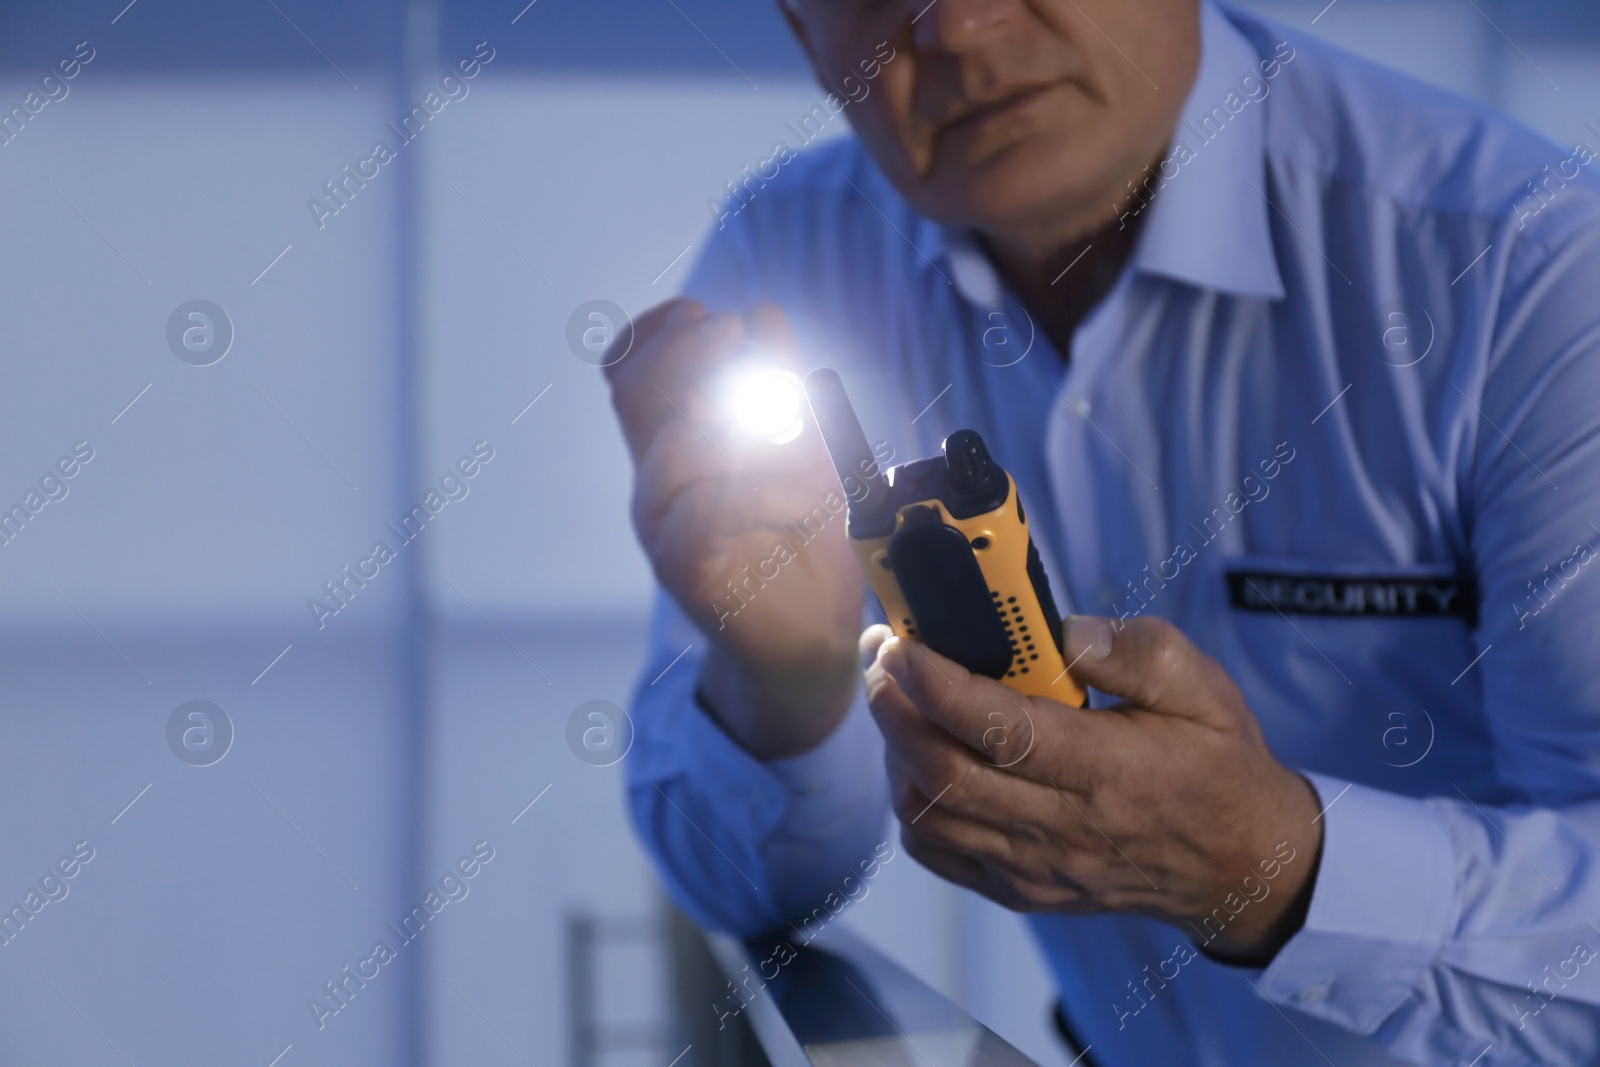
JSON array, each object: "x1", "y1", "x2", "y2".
[{"x1": 939, "y1": 82, "x2": 1059, "y2": 136}]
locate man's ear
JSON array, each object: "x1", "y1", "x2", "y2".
[{"x1": 776, "y1": 0, "x2": 828, "y2": 92}]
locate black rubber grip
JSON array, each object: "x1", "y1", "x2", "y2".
[{"x1": 888, "y1": 518, "x2": 1014, "y2": 678}]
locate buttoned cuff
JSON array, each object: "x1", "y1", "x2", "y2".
[
  {"x1": 1256, "y1": 772, "x2": 1458, "y2": 1034},
  {"x1": 635, "y1": 664, "x2": 879, "y2": 847},
  {"x1": 764, "y1": 691, "x2": 885, "y2": 845}
]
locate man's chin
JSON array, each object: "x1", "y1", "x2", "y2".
[{"x1": 921, "y1": 144, "x2": 1108, "y2": 244}]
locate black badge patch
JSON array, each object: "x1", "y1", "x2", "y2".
[{"x1": 1226, "y1": 569, "x2": 1476, "y2": 624}]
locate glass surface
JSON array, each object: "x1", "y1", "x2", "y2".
[{"x1": 712, "y1": 926, "x2": 1040, "y2": 1067}]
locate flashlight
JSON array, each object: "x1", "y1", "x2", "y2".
[
  {"x1": 719, "y1": 361, "x2": 806, "y2": 445},
  {"x1": 803, "y1": 368, "x2": 1086, "y2": 705}
]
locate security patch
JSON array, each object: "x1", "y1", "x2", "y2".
[{"x1": 1226, "y1": 569, "x2": 1475, "y2": 623}]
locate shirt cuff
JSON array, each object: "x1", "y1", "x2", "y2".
[
  {"x1": 668, "y1": 681, "x2": 794, "y2": 843},
  {"x1": 632, "y1": 656, "x2": 880, "y2": 848},
  {"x1": 1256, "y1": 772, "x2": 1458, "y2": 1034}
]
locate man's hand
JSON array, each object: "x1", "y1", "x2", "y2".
[
  {"x1": 862, "y1": 615, "x2": 1324, "y2": 963},
  {"x1": 605, "y1": 299, "x2": 864, "y2": 759}
]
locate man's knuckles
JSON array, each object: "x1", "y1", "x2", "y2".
[
  {"x1": 1102, "y1": 616, "x2": 1186, "y2": 700},
  {"x1": 600, "y1": 299, "x2": 685, "y2": 384},
  {"x1": 1142, "y1": 618, "x2": 1190, "y2": 683},
  {"x1": 1078, "y1": 615, "x2": 1228, "y2": 718}
]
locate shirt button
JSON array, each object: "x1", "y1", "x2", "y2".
[
  {"x1": 1068, "y1": 396, "x2": 1093, "y2": 418},
  {"x1": 1296, "y1": 979, "x2": 1334, "y2": 1004}
]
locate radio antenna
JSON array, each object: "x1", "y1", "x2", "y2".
[{"x1": 804, "y1": 369, "x2": 893, "y2": 536}]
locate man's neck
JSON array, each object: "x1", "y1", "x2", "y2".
[{"x1": 978, "y1": 208, "x2": 1146, "y2": 363}]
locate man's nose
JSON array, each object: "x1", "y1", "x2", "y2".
[{"x1": 912, "y1": 0, "x2": 1025, "y2": 54}]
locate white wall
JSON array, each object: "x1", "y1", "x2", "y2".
[{"x1": 0, "y1": 79, "x2": 409, "y2": 632}]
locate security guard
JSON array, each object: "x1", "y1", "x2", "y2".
[{"x1": 604, "y1": 1, "x2": 1600, "y2": 1063}]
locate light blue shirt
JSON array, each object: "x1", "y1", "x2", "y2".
[{"x1": 623, "y1": 3, "x2": 1600, "y2": 1064}]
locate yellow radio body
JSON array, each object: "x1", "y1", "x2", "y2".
[{"x1": 805, "y1": 370, "x2": 1086, "y2": 707}]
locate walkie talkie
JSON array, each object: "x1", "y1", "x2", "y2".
[{"x1": 804, "y1": 369, "x2": 1086, "y2": 706}]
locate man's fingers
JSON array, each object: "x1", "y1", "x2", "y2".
[
  {"x1": 888, "y1": 759, "x2": 1017, "y2": 861},
  {"x1": 859, "y1": 624, "x2": 894, "y2": 670},
  {"x1": 864, "y1": 640, "x2": 989, "y2": 804},
  {"x1": 898, "y1": 811, "x2": 1090, "y2": 915},
  {"x1": 633, "y1": 418, "x2": 837, "y2": 533},
  {"x1": 865, "y1": 636, "x2": 1048, "y2": 826},
  {"x1": 873, "y1": 632, "x2": 1099, "y2": 781},
  {"x1": 1063, "y1": 615, "x2": 1240, "y2": 722},
  {"x1": 898, "y1": 822, "x2": 989, "y2": 894},
  {"x1": 607, "y1": 305, "x2": 744, "y2": 463}
]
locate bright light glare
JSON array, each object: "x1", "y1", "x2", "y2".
[{"x1": 724, "y1": 364, "x2": 805, "y2": 444}]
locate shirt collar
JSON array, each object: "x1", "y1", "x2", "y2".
[
  {"x1": 1131, "y1": 0, "x2": 1285, "y2": 299},
  {"x1": 929, "y1": 0, "x2": 1286, "y2": 307}
]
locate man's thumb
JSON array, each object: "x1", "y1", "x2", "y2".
[{"x1": 1062, "y1": 615, "x2": 1219, "y2": 718}]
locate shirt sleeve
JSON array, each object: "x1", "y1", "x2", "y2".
[
  {"x1": 1258, "y1": 193, "x2": 1600, "y2": 1066},
  {"x1": 621, "y1": 219, "x2": 891, "y2": 938},
  {"x1": 624, "y1": 592, "x2": 889, "y2": 936}
]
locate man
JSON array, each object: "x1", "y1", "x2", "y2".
[{"x1": 604, "y1": 0, "x2": 1600, "y2": 1063}]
